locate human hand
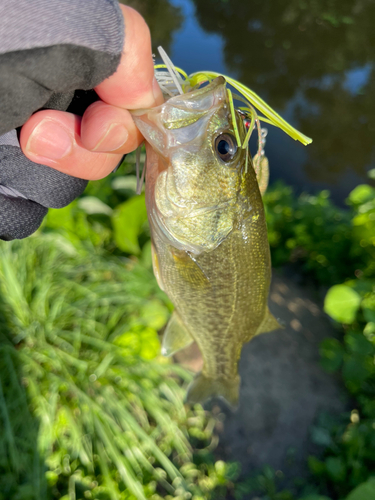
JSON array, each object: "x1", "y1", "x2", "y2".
[
  {"x1": 0, "y1": 1, "x2": 163, "y2": 240},
  {"x1": 20, "y1": 4, "x2": 163, "y2": 181}
]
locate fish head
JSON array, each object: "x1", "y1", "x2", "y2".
[{"x1": 132, "y1": 77, "x2": 249, "y2": 254}]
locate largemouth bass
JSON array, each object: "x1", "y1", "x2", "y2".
[{"x1": 133, "y1": 77, "x2": 281, "y2": 407}]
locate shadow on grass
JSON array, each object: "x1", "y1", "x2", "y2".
[{"x1": 0, "y1": 300, "x2": 47, "y2": 500}]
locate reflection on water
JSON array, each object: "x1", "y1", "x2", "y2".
[
  {"x1": 134, "y1": 0, "x2": 375, "y2": 203},
  {"x1": 120, "y1": 0, "x2": 183, "y2": 52}
]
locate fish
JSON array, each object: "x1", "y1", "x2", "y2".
[{"x1": 132, "y1": 76, "x2": 281, "y2": 407}]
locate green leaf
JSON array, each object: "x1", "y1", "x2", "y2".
[
  {"x1": 308, "y1": 456, "x2": 326, "y2": 476},
  {"x1": 111, "y1": 175, "x2": 138, "y2": 193},
  {"x1": 325, "y1": 457, "x2": 346, "y2": 482},
  {"x1": 45, "y1": 202, "x2": 81, "y2": 234},
  {"x1": 364, "y1": 308, "x2": 375, "y2": 323},
  {"x1": 324, "y1": 285, "x2": 361, "y2": 324},
  {"x1": 368, "y1": 168, "x2": 375, "y2": 180},
  {"x1": 364, "y1": 322, "x2": 375, "y2": 337},
  {"x1": 319, "y1": 338, "x2": 344, "y2": 372},
  {"x1": 78, "y1": 196, "x2": 113, "y2": 215},
  {"x1": 362, "y1": 294, "x2": 375, "y2": 323},
  {"x1": 347, "y1": 184, "x2": 375, "y2": 206},
  {"x1": 138, "y1": 328, "x2": 161, "y2": 359},
  {"x1": 346, "y1": 478, "x2": 375, "y2": 500},
  {"x1": 112, "y1": 194, "x2": 148, "y2": 254},
  {"x1": 344, "y1": 331, "x2": 373, "y2": 356},
  {"x1": 141, "y1": 240, "x2": 153, "y2": 268},
  {"x1": 140, "y1": 299, "x2": 170, "y2": 330},
  {"x1": 343, "y1": 355, "x2": 369, "y2": 385},
  {"x1": 114, "y1": 326, "x2": 160, "y2": 360}
]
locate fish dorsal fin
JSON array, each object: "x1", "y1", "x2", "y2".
[
  {"x1": 171, "y1": 249, "x2": 211, "y2": 290},
  {"x1": 161, "y1": 311, "x2": 193, "y2": 357},
  {"x1": 255, "y1": 307, "x2": 284, "y2": 336},
  {"x1": 186, "y1": 373, "x2": 240, "y2": 409}
]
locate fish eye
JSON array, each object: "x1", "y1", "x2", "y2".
[{"x1": 214, "y1": 133, "x2": 238, "y2": 163}]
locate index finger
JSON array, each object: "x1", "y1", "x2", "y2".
[{"x1": 94, "y1": 5, "x2": 163, "y2": 110}]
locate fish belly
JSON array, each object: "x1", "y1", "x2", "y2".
[{"x1": 153, "y1": 211, "x2": 271, "y2": 385}]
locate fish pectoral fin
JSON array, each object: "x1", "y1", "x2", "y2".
[
  {"x1": 171, "y1": 249, "x2": 211, "y2": 290},
  {"x1": 186, "y1": 373, "x2": 240, "y2": 410},
  {"x1": 255, "y1": 307, "x2": 284, "y2": 336},
  {"x1": 161, "y1": 311, "x2": 194, "y2": 357},
  {"x1": 151, "y1": 242, "x2": 165, "y2": 291}
]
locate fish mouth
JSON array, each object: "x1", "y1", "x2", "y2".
[
  {"x1": 130, "y1": 76, "x2": 225, "y2": 118},
  {"x1": 131, "y1": 77, "x2": 227, "y2": 155}
]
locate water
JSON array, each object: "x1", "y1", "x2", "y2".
[{"x1": 127, "y1": 0, "x2": 375, "y2": 204}]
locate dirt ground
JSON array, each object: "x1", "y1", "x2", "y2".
[{"x1": 174, "y1": 269, "x2": 347, "y2": 482}]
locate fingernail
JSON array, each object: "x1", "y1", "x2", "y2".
[
  {"x1": 93, "y1": 123, "x2": 128, "y2": 152},
  {"x1": 26, "y1": 119, "x2": 73, "y2": 160}
]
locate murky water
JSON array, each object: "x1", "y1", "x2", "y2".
[{"x1": 125, "y1": 0, "x2": 375, "y2": 203}]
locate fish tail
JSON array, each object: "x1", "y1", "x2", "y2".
[{"x1": 186, "y1": 373, "x2": 240, "y2": 409}]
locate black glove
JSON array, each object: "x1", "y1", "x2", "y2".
[{"x1": 0, "y1": 0, "x2": 124, "y2": 240}]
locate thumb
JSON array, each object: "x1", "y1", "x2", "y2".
[{"x1": 94, "y1": 4, "x2": 164, "y2": 110}]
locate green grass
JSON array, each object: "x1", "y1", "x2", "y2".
[{"x1": 0, "y1": 234, "x2": 237, "y2": 500}]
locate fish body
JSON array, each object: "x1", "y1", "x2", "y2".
[{"x1": 133, "y1": 77, "x2": 280, "y2": 406}]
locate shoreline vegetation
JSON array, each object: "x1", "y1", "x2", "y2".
[{"x1": 0, "y1": 155, "x2": 374, "y2": 500}]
